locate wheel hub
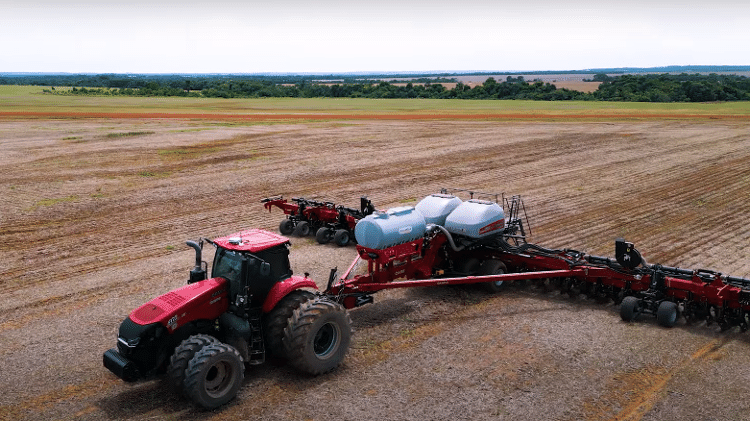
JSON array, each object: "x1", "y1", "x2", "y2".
[
  {"x1": 314, "y1": 322, "x2": 339, "y2": 358},
  {"x1": 204, "y1": 361, "x2": 233, "y2": 398}
]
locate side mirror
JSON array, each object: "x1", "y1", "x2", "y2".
[{"x1": 260, "y1": 262, "x2": 271, "y2": 277}]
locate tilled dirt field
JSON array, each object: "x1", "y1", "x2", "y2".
[{"x1": 1, "y1": 117, "x2": 750, "y2": 420}]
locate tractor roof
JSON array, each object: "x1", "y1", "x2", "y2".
[{"x1": 213, "y1": 229, "x2": 289, "y2": 253}]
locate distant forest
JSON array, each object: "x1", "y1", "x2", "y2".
[{"x1": 2, "y1": 70, "x2": 750, "y2": 102}]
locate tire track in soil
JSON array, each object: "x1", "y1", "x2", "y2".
[
  {"x1": 0, "y1": 277, "x2": 156, "y2": 334},
  {"x1": 605, "y1": 335, "x2": 737, "y2": 421},
  {"x1": 575, "y1": 153, "x2": 750, "y2": 270},
  {"x1": 0, "y1": 377, "x2": 121, "y2": 421},
  {"x1": 529, "y1": 132, "x2": 750, "y2": 274}
]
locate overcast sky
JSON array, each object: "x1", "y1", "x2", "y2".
[{"x1": 2, "y1": 0, "x2": 749, "y2": 73}]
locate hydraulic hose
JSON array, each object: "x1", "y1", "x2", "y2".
[{"x1": 427, "y1": 224, "x2": 465, "y2": 252}]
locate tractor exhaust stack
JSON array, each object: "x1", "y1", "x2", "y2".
[{"x1": 185, "y1": 240, "x2": 206, "y2": 283}]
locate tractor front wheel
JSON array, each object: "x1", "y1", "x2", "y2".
[
  {"x1": 183, "y1": 343, "x2": 244, "y2": 410},
  {"x1": 284, "y1": 297, "x2": 352, "y2": 375},
  {"x1": 167, "y1": 334, "x2": 218, "y2": 397}
]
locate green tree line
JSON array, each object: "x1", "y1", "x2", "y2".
[
  {"x1": 45, "y1": 77, "x2": 589, "y2": 100},
  {"x1": 590, "y1": 73, "x2": 750, "y2": 102},
  {"x1": 5, "y1": 73, "x2": 750, "y2": 102}
]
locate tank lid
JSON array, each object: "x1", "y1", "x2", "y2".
[
  {"x1": 388, "y1": 206, "x2": 416, "y2": 216},
  {"x1": 467, "y1": 199, "x2": 496, "y2": 206}
]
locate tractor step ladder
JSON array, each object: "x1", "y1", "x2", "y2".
[{"x1": 247, "y1": 314, "x2": 266, "y2": 365}]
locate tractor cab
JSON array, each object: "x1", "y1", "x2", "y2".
[{"x1": 207, "y1": 229, "x2": 293, "y2": 309}]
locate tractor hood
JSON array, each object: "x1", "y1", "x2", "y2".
[{"x1": 128, "y1": 277, "x2": 229, "y2": 332}]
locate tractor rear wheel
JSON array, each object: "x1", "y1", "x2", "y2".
[
  {"x1": 293, "y1": 221, "x2": 311, "y2": 236},
  {"x1": 657, "y1": 301, "x2": 678, "y2": 327},
  {"x1": 333, "y1": 229, "x2": 350, "y2": 247},
  {"x1": 279, "y1": 219, "x2": 294, "y2": 235},
  {"x1": 480, "y1": 259, "x2": 508, "y2": 293},
  {"x1": 284, "y1": 297, "x2": 352, "y2": 375},
  {"x1": 264, "y1": 290, "x2": 315, "y2": 359},
  {"x1": 184, "y1": 343, "x2": 244, "y2": 410},
  {"x1": 620, "y1": 296, "x2": 640, "y2": 322},
  {"x1": 167, "y1": 334, "x2": 219, "y2": 397},
  {"x1": 316, "y1": 227, "x2": 332, "y2": 244}
]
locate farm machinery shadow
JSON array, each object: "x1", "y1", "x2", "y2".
[
  {"x1": 97, "y1": 360, "x2": 346, "y2": 418},
  {"x1": 492, "y1": 280, "x2": 750, "y2": 342},
  {"x1": 96, "y1": 378, "x2": 195, "y2": 419},
  {"x1": 347, "y1": 282, "x2": 568, "y2": 329},
  {"x1": 354, "y1": 278, "x2": 750, "y2": 342}
]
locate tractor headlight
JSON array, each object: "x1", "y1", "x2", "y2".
[{"x1": 116, "y1": 317, "x2": 165, "y2": 360}]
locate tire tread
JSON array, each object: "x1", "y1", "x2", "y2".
[
  {"x1": 167, "y1": 334, "x2": 218, "y2": 396},
  {"x1": 284, "y1": 297, "x2": 352, "y2": 375},
  {"x1": 183, "y1": 343, "x2": 244, "y2": 409},
  {"x1": 264, "y1": 290, "x2": 315, "y2": 359}
]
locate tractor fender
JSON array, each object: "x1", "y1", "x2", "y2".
[{"x1": 262, "y1": 275, "x2": 319, "y2": 313}]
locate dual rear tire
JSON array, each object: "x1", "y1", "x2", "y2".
[
  {"x1": 264, "y1": 290, "x2": 316, "y2": 359},
  {"x1": 284, "y1": 297, "x2": 352, "y2": 375}
]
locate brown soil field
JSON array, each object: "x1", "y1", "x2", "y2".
[
  {"x1": 1, "y1": 114, "x2": 750, "y2": 421},
  {"x1": 3, "y1": 111, "x2": 750, "y2": 121}
]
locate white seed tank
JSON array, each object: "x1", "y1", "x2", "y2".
[
  {"x1": 415, "y1": 193, "x2": 463, "y2": 226},
  {"x1": 354, "y1": 206, "x2": 426, "y2": 250},
  {"x1": 444, "y1": 199, "x2": 506, "y2": 239}
]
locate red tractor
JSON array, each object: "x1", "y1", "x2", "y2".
[{"x1": 103, "y1": 229, "x2": 351, "y2": 409}]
